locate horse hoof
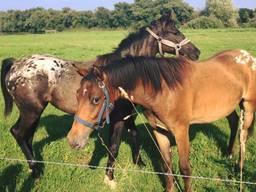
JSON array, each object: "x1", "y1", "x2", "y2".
[{"x1": 104, "y1": 175, "x2": 117, "y2": 189}]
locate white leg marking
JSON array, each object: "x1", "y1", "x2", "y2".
[{"x1": 104, "y1": 175, "x2": 117, "y2": 190}]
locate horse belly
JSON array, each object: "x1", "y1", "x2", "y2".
[{"x1": 191, "y1": 85, "x2": 242, "y2": 124}]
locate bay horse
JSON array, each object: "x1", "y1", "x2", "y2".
[
  {"x1": 68, "y1": 50, "x2": 256, "y2": 191},
  {"x1": 1, "y1": 14, "x2": 200, "y2": 179}
]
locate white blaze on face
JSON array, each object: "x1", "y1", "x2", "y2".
[
  {"x1": 83, "y1": 89, "x2": 87, "y2": 96},
  {"x1": 234, "y1": 50, "x2": 256, "y2": 71}
]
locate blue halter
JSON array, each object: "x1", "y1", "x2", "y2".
[{"x1": 74, "y1": 81, "x2": 114, "y2": 131}]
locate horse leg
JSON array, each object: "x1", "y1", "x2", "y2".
[
  {"x1": 239, "y1": 102, "x2": 255, "y2": 191},
  {"x1": 153, "y1": 130, "x2": 174, "y2": 192},
  {"x1": 10, "y1": 104, "x2": 46, "y2": 178},
  {"x1": 104, "y1": 118, "x2": 125, "y2": 189},
  {"x1": 226, "y1": 111, "x2": 239, "y2": 157},
  {"x1": 124, "y1": 116, "x2": 145, "y2": 166},
  {"x1": 173, "y1": 125, "x2": 192, "y2": 192}
]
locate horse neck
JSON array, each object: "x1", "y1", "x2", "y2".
[
  {"x1": 118, "y1": 35, "x2": 158, "y2": 57},
  {"x1": 94, "y1": 32, "x2": 158, "y2": 67},
  {"x1": 111, "y1": 81, "x2": 155, "y2": 109}
]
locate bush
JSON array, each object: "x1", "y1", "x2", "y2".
[
  {"x1": 185, "y1": 16, "x2": 224, "y2": 29},
  {"x1": 248, "y1": 18, "x2": 256, "y2": 27},
  {"x1": 240, "y1": 18, "x2": 256, "y2": 28}
]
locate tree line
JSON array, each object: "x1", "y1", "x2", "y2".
[{"x1": 0, "y1": 0, "x2": 255, "y2": 33}]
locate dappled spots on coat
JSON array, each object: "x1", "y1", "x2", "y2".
[
  {"x1": 7, "y1": 55, "x2": 71, "y2": 92},
  {"x1": 234, "y1": 50, "x2": 256, "y2": 70}
]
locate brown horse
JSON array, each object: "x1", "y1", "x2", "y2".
[
  {"x1": 1, "y1": 14, "x2": 200, "y2": 179},
  {"x1": 68, "y1": 50, "x2": 256, "y2": 191}
]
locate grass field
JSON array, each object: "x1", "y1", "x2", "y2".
[{"x1": 0, "y1": 28, "x2": 256, "y2": 192}]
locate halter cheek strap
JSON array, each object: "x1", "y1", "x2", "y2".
[
  {"x1": 146, "y1": 27, "x2": 190, "y2": 56},
  {"x1": 74, "y1": 82, "x2": 114, "y2": 131}
]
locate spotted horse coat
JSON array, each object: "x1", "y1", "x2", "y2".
[{"x1": 6, "y1": 54, "x2": 91, "y2": 113}]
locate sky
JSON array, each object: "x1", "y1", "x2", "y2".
[{"x1": 0, "y1": 0, "x2": 255, "y2": 11}]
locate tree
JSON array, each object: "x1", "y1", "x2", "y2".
[
  {"x1": 112, "y1": 2, "x2": 134, "y2": 28},
  {"x1": 131, "y1": 0, "x2": 194, "y2": 28},
  {"x1": 203, "y1": 0, "x2": 239, "y2": 27},
  {"x1": 24, "y1": 8, "x2": 48, "y2": 33},
  {"x1": 95, "y1": 7, "x2": 114, "y2": 28},
  {"x1": 239, "y1": 8, "x2": 254, "y2": 23}
]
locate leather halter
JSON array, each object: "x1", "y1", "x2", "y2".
[
  {"x1": 146, "y1": 27, "x2": 191, "y2": 56},
  {"x1": 74, "y1": 81, "x2": 114, "y2": 131}
]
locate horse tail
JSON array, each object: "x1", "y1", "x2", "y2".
[
  {"x1": 1, "y1": 58, "x2": 15, "y2": 117},
  {"x1": 248, "y1": 113, "x2": 255, "y2": 137}
]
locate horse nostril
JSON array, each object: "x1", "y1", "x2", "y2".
[
  {"x1": 67, "y1": 136, "x2": 76, "y2": 148},
  {"x1": 71, "y1": 141, "x2": 80, "y2": 149}
]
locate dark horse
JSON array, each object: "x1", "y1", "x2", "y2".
[
  {"x1": 68, "y1": 51, "x2": 256, "y2": 191},
  {"x1": 1, "y1": 14, "x2": 200, "y2": 180}
]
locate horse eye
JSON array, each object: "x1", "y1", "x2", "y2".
[{"x1": 92, "y1": 96, "x2": 100, "y2": 105}]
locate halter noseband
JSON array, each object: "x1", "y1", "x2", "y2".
[
  {"x1": 146, "y1": 27, "x2": 191, "y2": 56},
  {"x1": 74, "y1": 81, "x2": 114, "y2": 131}
]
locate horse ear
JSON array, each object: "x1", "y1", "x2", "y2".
[
  {"x1": 72, "y1": 64, "x2": 88, "y2": 76},
  {"x1": 93, "y1": 66, "x2": 104, "y2": 81},
  {"x1": 160, "y1": 11, "x2": 172, "y2": 21}
]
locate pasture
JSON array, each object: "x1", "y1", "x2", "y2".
[{"x1": 0, "y1": 28, "x2": 256, "y2": 192}]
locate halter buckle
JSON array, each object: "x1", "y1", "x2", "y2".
[
  {"x1": 176, "y1": 44, "x2": 182, "y2": 51},
  {"x1": 146, "y1": 27, "x2": 191, "y2": 56},
  {"x1": 157, "y1": 37, "x2": 162, "y2": 42},
  {"x1": 98, "y1": 81, "x2": 105, "y2": 88}
]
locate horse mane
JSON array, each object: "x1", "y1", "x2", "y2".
[
  {"x1": 103, "y1": 56, "x2": 189, "y2": 93},
  {"x1": 116, "y1": 18, "x2": 174, "y2": 52},
  {"x1": 94, "y1": 52, "x2": 121, "y2": 66},
  {"x1": 94, "y1": 18, "x2": 176, "y2": 67},
  {"x1": 94, "y1": 28, "x2": 148, "y2": 67}
]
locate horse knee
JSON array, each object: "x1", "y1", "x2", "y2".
[
  {"x1": 109, "y1": 144, "x2": 119, "y2": 157},
  {"x1": 179, "y1": 163, "x2": 191, "y2": 176},
  {"x1": 10, "y1": 126, "x2": 23, "y2": 140}
]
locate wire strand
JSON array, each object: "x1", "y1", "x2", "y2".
[{"x1": 1, "y1": 157, "x2": 256, "y2": 186}]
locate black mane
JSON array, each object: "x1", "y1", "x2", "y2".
[
  {"x1": 116, "y1": 18, "x2": 174, "y2": 52},
  {"x1": 103, "y1": 56, "x2": 189, "y2": 93},
  {"x1": 94, "y1": 28, "x2": 148, "y2": 66},
  {"x1": 94, "y1": 17, "x2": 176, "y2": 67}
]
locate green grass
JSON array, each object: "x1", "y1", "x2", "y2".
[{"x1": 0, "y1": 28, "x2": 256, "y2": 192}]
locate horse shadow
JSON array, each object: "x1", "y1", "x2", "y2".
[
  {"x1": 189, "y1": 123, "x2": 229, "y2": 155},
  {"x1": 33, "y1": 114, "x2": 73, "y2": 172},
  {"x1": 88, "y1": 119, "x2": 232, "y2": 190},
  {"x1": 88, "y1": 123, "x2": 168, "y2": 188},
  {"x1": 208, "y1": 156, "x2": 256, "y2": 191},
  {"x1": 18, "y1": 114, "x2": 72, "y2": 191},
  {"x1": 0, "y1": 164, "x2": 23, "y2": 192},
  {"x1": 4, "y1": 113, "x2": 233, "y2": 191}
]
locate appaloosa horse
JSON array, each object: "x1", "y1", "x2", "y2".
[
  {"x1": 68, "y1": 50, "x2": 256, "y2": 191},
  {"x1": 1, "y1": 14, "x2": 200, "y2": 179}
]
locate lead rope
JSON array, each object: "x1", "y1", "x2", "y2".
[
  {"x1": 119, "y1": 87, "x2": 182, "y2": 192},
  {"x1": 239, "y1": 109, "x2": 245, "y2": 192}
]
